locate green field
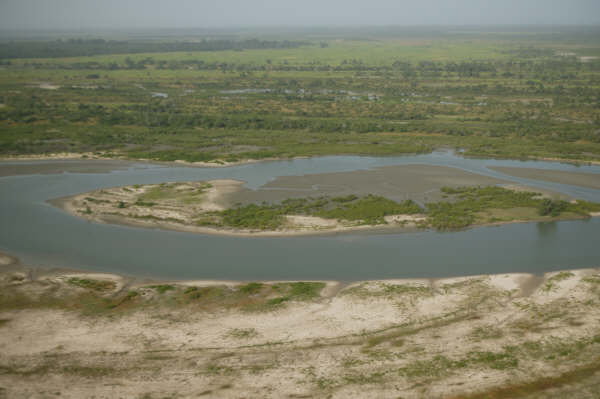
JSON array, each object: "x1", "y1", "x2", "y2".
[{"x1": 1, "y1": 27, "x2": 600, "y2": 163}]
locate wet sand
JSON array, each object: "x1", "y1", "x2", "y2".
[
  {"x1": 53, "y1": 163, "x2": 585, "y2": 237},
  {"x1": 490, "y1": 166, "x2": 600, "y2": 190},
  {"x1": 226, "y1": 164, "x2": 511, "y2": 206}
]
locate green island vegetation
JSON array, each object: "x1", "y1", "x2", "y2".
[
  {"x1": 82, "y1": 181, "x2": 600, "y2": 232},
  {"x1": 198, "y1": 186, "x2": 599, "y2": 231},
  {"x1": 198, "y1": 195, "x2": 422, "y2": 229},
  {"x1": 1, "y1": 26, "x2": 600, "y2": 164},
  {"x1": 427, "y1": 186, "x2": 600, "y2": 230}
]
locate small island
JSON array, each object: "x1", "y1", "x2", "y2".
[{"x1": 55, "y1": 180, "x2": 600, "y2": 236}]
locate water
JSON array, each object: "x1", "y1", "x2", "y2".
[{"x1": 1, "y1": 152, "x2": 599, "y2": 281}]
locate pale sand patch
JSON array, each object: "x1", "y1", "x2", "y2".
[
  {"x1": 38, "y1": 83, "x2": 60, "y2": 90},
  {"x1": 487, "y1": 273, "x2": 530, "y2": 292},
  {"x1": 285, "y1": 215, "x2": 339, "y2": 229},
  {"x1": 0, "y1": 309, "x2": 139, "y2": 356},
  {"x1": 203, "y1": 179, "x2": 244, "y2": 211},
  {"x1": 0, "y1": 253, "x2": 15, "y2": 266},
  {"x1": 532, "y1": 269, "x2": 592, "y2": 305},
  {"x1": 384, "y1": 214, "x2": 426, "y2": 224}
]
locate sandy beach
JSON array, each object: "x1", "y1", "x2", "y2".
[{"x1": 1, "y1": 251, "x2": 600, "y2": 398}]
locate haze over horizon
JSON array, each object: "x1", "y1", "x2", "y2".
[{"x1": 1, "y1": 0, "x2": 599, "y2": 31}]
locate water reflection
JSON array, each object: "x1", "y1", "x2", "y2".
[{"x1": 536, "y1": 221, "x2": 557, "y2": 237}]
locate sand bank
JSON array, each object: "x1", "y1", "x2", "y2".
[{"x1": 1, "y1": 251, "x2": 599, "y2": 398}]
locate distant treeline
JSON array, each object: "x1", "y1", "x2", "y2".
[{"x1": 0, "y1": 38, "x2": 308, "y2": 59}]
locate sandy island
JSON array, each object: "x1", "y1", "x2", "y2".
[
  {"x1": 52, "y1": 179, "x2": 428, "y2": 237},
  {"x1": 1, "y1": 251, "x2": 600, "y2": 398},
  {"x1": 52, "y1": 170, "x2": 598, "y2": 237}
]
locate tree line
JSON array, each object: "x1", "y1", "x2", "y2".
[{"x1": 0, "y1": 38, "x2": 308, "y2": 59}]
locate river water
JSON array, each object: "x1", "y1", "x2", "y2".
[{"x1": 1, "y1": 152, "x2": 599, "y2": 281}]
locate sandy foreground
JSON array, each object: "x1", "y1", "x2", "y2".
[{"x1": 1, "y1": 252, "x2": 600, "y2": 398}]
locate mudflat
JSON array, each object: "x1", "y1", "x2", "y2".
[
  {"x1": 54, "y1": 163, "x2": 600, "y2": 237},
  {"x1": 491, "y1": 166, "x2": 600, "y2": 190},
  {"x1": 226, "y1": 164, "x2": 510, "y2": 206}
]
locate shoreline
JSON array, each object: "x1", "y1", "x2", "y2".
[
  {"x1": 49, "y1": 179, "x2": 430, "y2": 238},
  {"x1": 2, "y1": 150, "x2": 600, "y2": 168},
  {"x1": 3, "y1": 253, "x2": 600, "y2": 398},
  {"x1": 0, "y1": 152, "x2": 308, "y2": 169},
  {"x1": 50, "y1": 179, "x2": 598, "y2": 238},
  {"x1": 52, "y1": 193, "x2": 598, "y2": 238},
  {"x1": 1, "y1": 249, "x2": 595, "y2": 290}
]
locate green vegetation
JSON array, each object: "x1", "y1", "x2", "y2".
[
  {"x1": 452, "y1": 359, "x2": 600, "y2": 399},
  {"x1": 217, "y1": 204, "x2": 286, "y2": 230},
  {"x1": 200, "y1": 195, "x2": 422, "y2": 230},
  {"x1": 86, "y1": 181, "x2": 600, "y2": 232},
  {"x1": 427, "y1": 186, "x2": 600, "y2": 230},
  {"x1": 68, "y1": 278, "x2": 116, "y2": 292},
  {"x1": 2, "y1": 27, "x2": 600, "y2": 164},
  {"x1": 238, "y1": 282, "x2": 264, "y2": 295},
  {"x1": 398, "y1": 351, "x2": 518, "y2": 378},
  {"x1": 133, "y1": 182, "x2": 211, "y2": 205},
  {"x1": 542, "y1": 272, "x2": 575, "y2": 292},
  {"x1": 0, "y1": 279, "x2": 325, "y2": 317},
  {"x1": 148, "y1": 284, "x2": 175, "y2": 294},
  {"x1": 227, "y1": 328, "x2": 259, "y2": 339},
  {"x1": 342, "y1": 282, "x2": 433, "y2": 298}
]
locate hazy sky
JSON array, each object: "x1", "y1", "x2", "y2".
[{"x1": 1, "y1": 0, "x2": 599, "y2": 30}]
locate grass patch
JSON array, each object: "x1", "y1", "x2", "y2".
[
  {"x1": 243, "y1": 282, "x2": 326, "y2": 312},
  {"x1": 147, "y1": 284, "x2": 175, "y2": 294},
  {"x1": 449, "y1": 358, "x2": 600, "y2": 399},
  {"x1": 203, "y1": 195, "x2": 422, "y2": 230},
  {"x1": 227, "y1": 328, "x2": 259, "y2": 339},
  {"x1": 237, "y1": 282, "x2": 264, "y2": 295},
  {"x1": 542, "y1": 271, "x2": 575, "y2": 292},
  {"x1": 427, "y1": 186, "x2": 599, "y2": 230},
  {"x1": 469, "y1": 325, "x2": 504, "y2": 341},
  {"x1": 68, "y1": 278, "x2": 116, "y2": 292}
]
